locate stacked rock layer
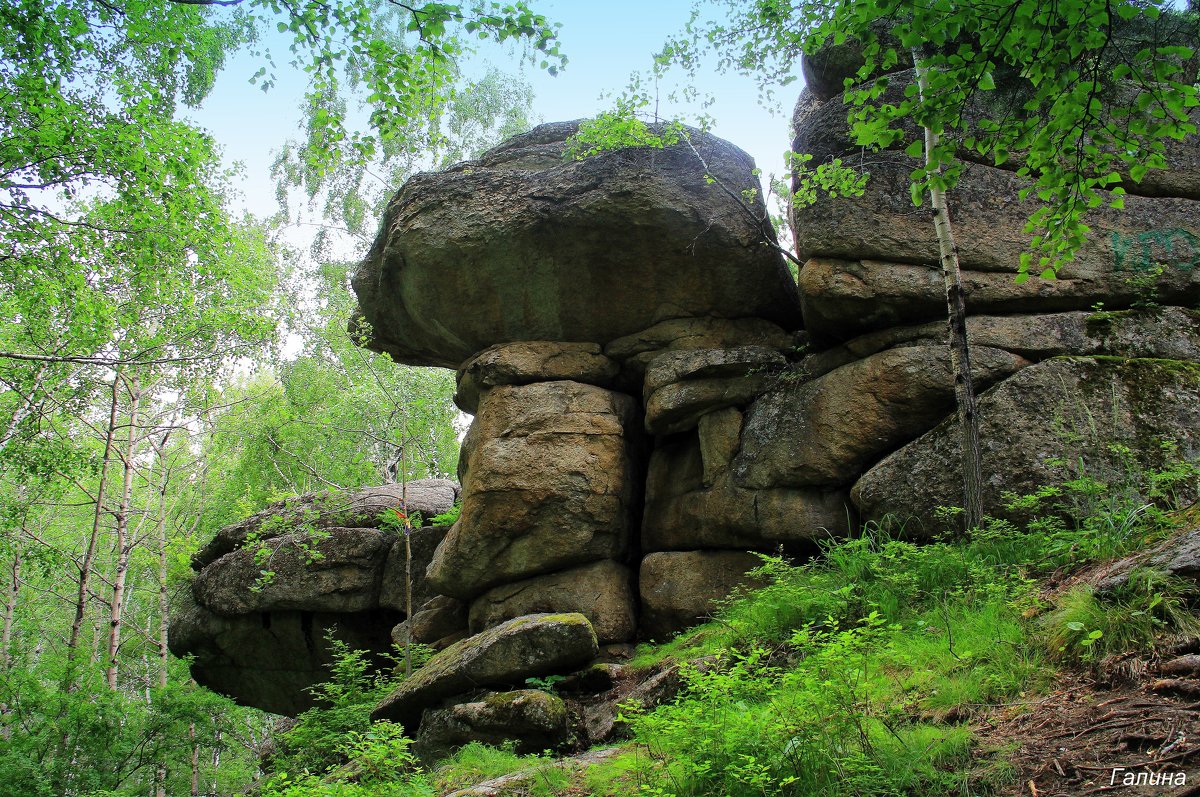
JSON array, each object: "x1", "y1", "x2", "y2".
[{"x1": 174, "y1": 101, "x2": 1200, "y2": 754}]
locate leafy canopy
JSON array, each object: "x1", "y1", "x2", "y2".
[{"x1": 650, "y1": 0, "x2": 1199, "y2": 277}]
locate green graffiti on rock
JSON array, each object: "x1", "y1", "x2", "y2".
[{"x1": 1112, "y1": 228, "x2": 1199, "y2": 273}]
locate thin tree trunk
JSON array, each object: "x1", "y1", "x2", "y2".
[
  {"x1": 914, "y1": 54, "x2": 985, "y2": 529},
  {"x1": 401, "y1": 443, "x2": 413, "y2": 678},
  {"x1": 190, "y1": 722, "x2": 200, "y2": 797},
  {"x1": 0, "y1": 549, "x2": 19, "y2": 741},
  {"x1": 1, "y1": 549, "x2": 18, "y2": 670},
  {"x1": 106, "y1": 372, "x2": 141, "y2": 690},
  {"x1": 66, "y1": 371, "x2": 123, "y2": 674}
]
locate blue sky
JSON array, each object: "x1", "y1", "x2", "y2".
[{"x1": 188, "y1": 1, "x2": 804, "y2": 221}]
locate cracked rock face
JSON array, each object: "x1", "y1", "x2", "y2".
[
  {"x1": 350, "y1": 121, "x2": 802, "y2": 369},
  {"x1": 426, "y1": 380, "x2": 642, "y2": 601}
]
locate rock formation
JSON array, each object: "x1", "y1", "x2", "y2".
[
  {"x1": 175, "y1": 93, "x2": 1199, "y2": 757},
  {"x1": 169, "y1": 479, "x2": 459, "y2": 715}
]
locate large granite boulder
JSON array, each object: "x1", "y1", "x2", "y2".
[
  {"x1": 415, "y1": 690, "x2": 570, "y2": 761},
  {"x1": 371, "y1": 613, "x2": 599, "y2": 730},
  {"x1": 467, "y1": 560, "x2": 637, "y2": 645},
  {"x1": 642, "y1": 428, "x2": 853, "y2": 552},
  {"x1": 852, "y1": 357, "x2": 1200, "y2": 532},
  {"x1": 168, "y1": 591, "x2": 400, "y2": 716},
  {"x1": 639, "y1": 550, "x2": 768, "y2": 639},
  {"x1": 193, "y1": 479, "x2": 459, "y2": 568},
  {"x1": 733, "y1": 346, "x2": 1030, "y2": 489},
  {"x1": 351, "y1": 121, "x2": 802, "y2": 368},
  {"x1": 426, "y1": 381, "x2": 641, "y2": 600},
  {"x1": 192, "y1": 528, "x2": 392, "y2": 615}
]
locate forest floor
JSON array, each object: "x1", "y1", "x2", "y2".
[{"x1": 983, "y1": 668, "x2": 1200, "y2": 797}]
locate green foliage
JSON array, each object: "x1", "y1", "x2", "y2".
[
  {"x1": 262, "y1": 723, "x2": 432, "y2": 797},
  {"x1": 644, "y1": 0, "x2": 1198, "y2": 277},
  {"x1": 269, "y1": 638, "x2": 410, "y2": 776},
  {"x1": 431, "y1": 743, "x2": 566, "y2": 796},
  {"x1": 1042, "y1": 573, "x2": 1200, "y2": 663},
  {"x1": 0, "y1": 654, "x2": 265, "y2": 797},
  {"x1": 565, "y1": 104, "x2": 686, "y2": 158},
  {"x1": 429, "y1": 502, "x2": 462, "y2": 527}
]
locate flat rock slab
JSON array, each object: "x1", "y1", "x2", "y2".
[
  {"x1": 371, "y1": 613, "x2": 599, "y2": 731},
  {"x1": 351, "y1": 121, "x2": 802, "y2": 369},
  {"x1": 642, "y1": 346, "x2": 786, "y2": 436},
  {"x1": 797, "y1": 256, "x2": 1200, "y2": 341},
  {"x1": 800, "y1": 307, "x2": 1200, "y2": 379},
  {"x1": 192, "y1": 528, "x2": 392, "y2": 615},
  {"x1": 455, "y1": 341, "x2": 619, "y2": 414},
  {"x1": 192, "y1": 479, "x2": 459, "y2": 568},
  {"x1": 791, "y1": 153, "x2": 1200, "y2": 307}
]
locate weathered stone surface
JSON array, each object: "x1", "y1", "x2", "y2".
[
  {"x1": 371, "y1": 613, "x2": 599, "y2": 729},
  {"x1": 169, "y1": 591, "x2": 400, "y2": 716},
  {"x1": 408, "y1": 596, "x2": 469, "y2": 644},
  {"x1": 800, "y1": 307, "x2": 1200, "y2": 379},
  {"x1": 192, "y1": 528, "x2": 392, "y2": 615},
  {"x1": 1096, "y1": 524, "x2": 1200, "y2": 594},
  {"x1": 734, "y1": 346, "x2": 1029, "y2": 489},
  {"x1": 641, "y1": 344, "x2": 786, "y2": 436},
  {"x1": 791, "y1": 153, "x2": 1200, "y2": 307},
  {"x1": 454, "y1": 341, "x2": 619, "y2": 414},
  {"x1": 378, "y1": 525, "x2": 449, "y2": 613},
  {"x1": 643, "y1": 346, "x2": 787, "y2": 396},
  {"x1": 468, "y1": 560, "x2": 636, "y2": 644},
  {"x1": 351, "y1": 121, "x2": 802, "y2": 369},
  {"x1": 639, "y1": 551, "x2": 767, "y2": 639},
  {"x1": 427, "y1": 382, "x2": 640, "y2": 600},
  {"x1": 415, "y1": 690, "x2": 570, "y2": 760},
  {"x1": 604, "y1": 317, "x2": 797, "y2": 385},
  {"x1": 642, "y1": 431, "x2": 853, "y2": 551},
  {"x1": 797, "y1": 256, "x2": 1200, "y2": 341},
  {"x1": 698, "y1": 407, "x2": 743, "y2": 487},
  {"x1": 193, "y1": 479, "x2": 459, "y2": 568},
  {"x1": 852, "y1": 357, "x2": 1200, "y2": 532},
  {"x1": 797, "y1": 21, "x2": 912, "y2": 101}
]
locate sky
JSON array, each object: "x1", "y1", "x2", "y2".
[{"x1": 187, "y1": 1, "x2": 805, "y2": 226}]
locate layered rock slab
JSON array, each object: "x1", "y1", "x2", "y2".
[
  {"x1": 734, "y1": 345, "x2": 1030, "y2": 489},
  {"x1": 468, "y1": 560, "x2": 637, "y2": 645},
  {"x1": 193, "y1": 478, "x2": 459, "y2": 568},
  {"x1": 427, "y1": 381, "x2": 641, "y2": 600},
  {"x1": 351, "y1": 121, "x2": 802, "y2": 368},
  {"x1": 639, "y1": 551, "x2": 767, "y2": 639},
  {"x1": 852, "y1": 357, "x2": 1200, "y2": 531},
  {"x1": 169, "y1": 592, "x2": 400, "y2": 716},
  {"x1": 371, "y1": 613, "x2": 599, "y2": 730}
]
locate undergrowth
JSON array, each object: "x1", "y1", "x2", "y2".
[{"x1": 256, "y1": 456, "x2": 1200, "y2": 797}]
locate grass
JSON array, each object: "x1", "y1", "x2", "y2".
[{"x1": 258, "y1": 456, "x2": 1200, "y2": 797}]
